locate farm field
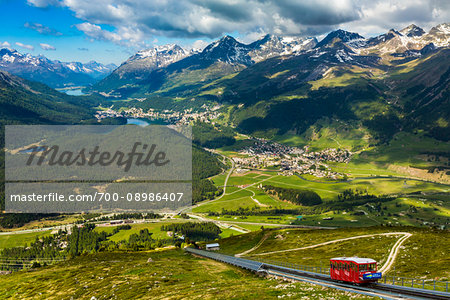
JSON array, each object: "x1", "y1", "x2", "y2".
[
  {"x1": 93, "y1": 219, "x2": 271, "y2": 241},
  {"x1": 0, "y1": 230, "x2": 52, "y2": 249},
  {"x1": 192, "y1": 164, "x2": 449, "y2": 229},
  {"x1": 210, "y1": 215, "x2": 298, "y2": 226},
  {"x1": 208, "y1": 168, "x2": 448, "y2": 203},
  {"x1": 0, "y1": 250, "x2": 373, "y2": 299},
  {"x1": 94, "y1": 222, "x2": 177, "y2": 241}
]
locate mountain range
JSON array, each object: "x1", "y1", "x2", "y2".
[
  {"x1": 0, "y1": 23, "x2": 448, "y2": 145},
  {"x1": 90, "y1": 34, "x2": 317, "y2": 96},
  {"x1": 88, "y1": 23, "x2": 449, "y2": 143},
  {"x1": 0, "y1": 48, "x2": 116, "y2": 88},
  {"x1": 90, "y1": 23, "x2": 449, "y2": 98}
]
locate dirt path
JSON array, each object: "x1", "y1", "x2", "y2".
[
  {"x1": 187, "y1": 214, "x2": 249, "y2": 234},
  {"x1": 235, "y1": 232, "x2": 271, "y2": 257},
  {"x1": 249, "y1": 189, "x2": 268, "y2": 207},
  {"x1": 378, "y1": 233, "x2": 412, "y2": 274},
  {"x1": 213, "y1": 152, "x2": 235, "y2": 200},
  {"x1": 248, "y1": 232, "x2": 411, "y2": 257},
  {"x1": 227, "y1": 174, "x2": 277, "y2": 195}
]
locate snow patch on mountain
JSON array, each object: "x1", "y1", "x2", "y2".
[{"x1": 114, "y1": 44, "x2": 193, "y2": 77}]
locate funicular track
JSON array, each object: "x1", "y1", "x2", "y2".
[{"x1": 185, "y1": 248, "x2": 450, "y2": 300}]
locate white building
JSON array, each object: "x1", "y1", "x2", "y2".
[{"x1": 205, "y1": 243, "x2": 220, "y2": 251}]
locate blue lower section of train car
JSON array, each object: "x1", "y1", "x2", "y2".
[{"x1": 363, "y1": 272, "x2": 382, "y2": 280}]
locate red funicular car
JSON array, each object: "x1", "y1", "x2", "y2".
[{"x1": 330, "y1": 257, "x2": 382, "y2": 284}]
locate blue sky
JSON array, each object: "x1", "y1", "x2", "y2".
[
  {"x1": 0, "y1": 0, "x2": 216, "y2": 64},
  {"x1": 1, "y1": 0, "x2": 448, "y2": 65},
  {"x1": 0, "y1": 0, "x2": 126, "y2": 64}
]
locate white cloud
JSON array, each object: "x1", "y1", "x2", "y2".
[
  {"x1": 75, "y1": 22, "x2": 145, "y2": 48},
  {"x1": 190, "y1": 40, "x2": 210, "y2": 51},
  {"x1": 341, "y1": 0, "x2": 450, "y2": 37},
  {"x1": 36, "y1": 0, "x2": 362, "y2": 45},
  {"x1": 237, "y1": 30, "x2": 267, "y2": 44},
  {"x1": 75, "y1": 22, "x2": 122, "y2": 43},
  {"x1": 1, "y1": 41, "x2": 11, "y2": 48},
  {"x1": 25, "y1": 22, "x2": 62, "y2": 36},
  {"x1": 27, "y1": 0, "x2": 450, "y2": 47},
  {"x1": 15, "y1": 42, "x2": 34, "y2": 51},
  {"x1": 27, "y1": 0, "x2": 61, "y2": 8},
  {"x1": 40, "y1": 43, "x2": 56, "y2": 50}
]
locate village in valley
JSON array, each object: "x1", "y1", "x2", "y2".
[
  {"x1": 95, "y1": 104, "x2": 222, "y2": 125},
  {"x1": 96, "y1": 104, "x2": 354, "y2": 180},
  {"x1": 233, "y1": 139, "x2": 352, "y2": 179}
]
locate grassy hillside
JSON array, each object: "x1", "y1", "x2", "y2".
[
  {"x1": 217, "y1": 227, "x2": 450, "y2": 280},
  {"x1": 0, "y1": 249, "x2": 372, "y2": 299}
]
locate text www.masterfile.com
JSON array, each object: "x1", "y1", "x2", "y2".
[{"x1": 9, "y1": 192, "x2": 185, "y2": 202}]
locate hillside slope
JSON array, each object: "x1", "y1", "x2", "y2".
[{"x1": 0, "y1": 70, "x2": 97, "y2": 125}]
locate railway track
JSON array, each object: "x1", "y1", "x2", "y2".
[{"x1": 185, "y1": 248, "x2": 450, "y2": 300}]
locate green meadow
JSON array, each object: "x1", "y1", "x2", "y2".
[
  {"x1": 0, "y1": 231, "x2": 52, "y2": 250},
  {"x1": 0, "y1": 250, "x2": 373, "y2": 299}
]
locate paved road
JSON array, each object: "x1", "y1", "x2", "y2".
[
  {"x1": 175, "y1": 151, "x2": 235, "y2": 215},
  {"x1": 215, "y1": 151, "x2": 235, "y2": 199},
  {"x1": 0, "y1": 224, "x2": 72, "y2": 235}
]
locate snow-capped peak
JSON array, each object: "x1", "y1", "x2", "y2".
[
  {"x1": 433, "y1": 23, "x2": 450, "y2": 35},
  {"x1": 400, "y1": 24, "x2": 425, "y2": 37},
  {"x1": 133, "y1": 44, "x2": 188, "y2": 60},
  {"x1": 246, "y1": 34, "x2": 317, "y2": 62}
]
